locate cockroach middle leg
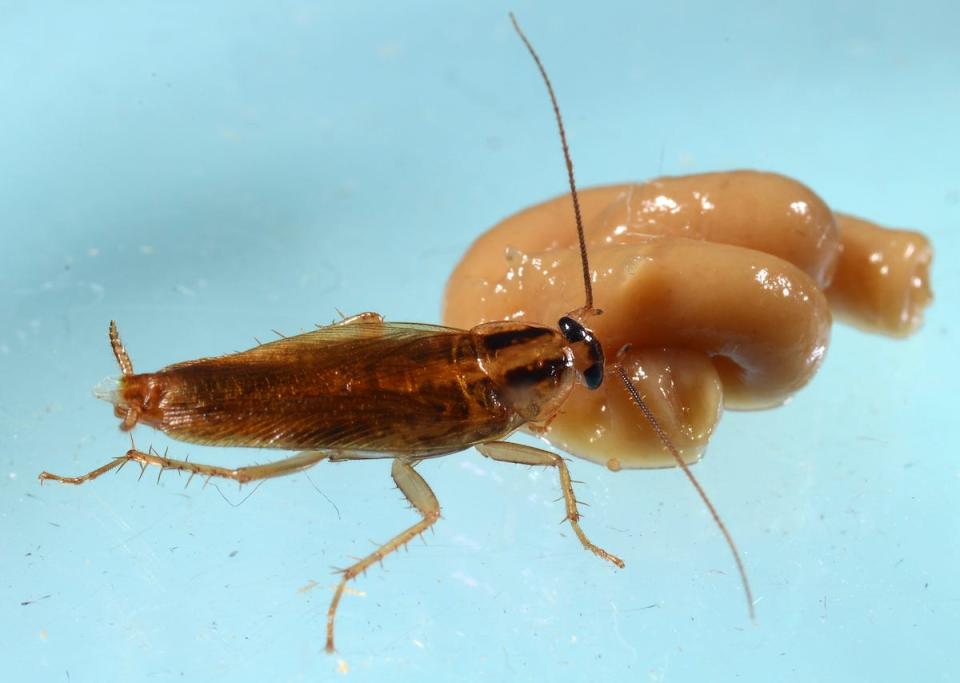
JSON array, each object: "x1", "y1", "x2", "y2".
[
  {"x1": 476, "y1": 441, "x2": 625, "y2": 569},
  {"x1": 39, "y1": 448, "x2": 331, "y2": 487},
  {"x1": 325, "y1": 457, "x2": 440, "y2": 653}
]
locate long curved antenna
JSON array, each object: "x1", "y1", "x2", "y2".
[
  {"x1": 510, "y1": 13, "x2": 594, "y2": 312},
  {"x1": 614, "y1": 364, "x2": 756, "y2": 621}
]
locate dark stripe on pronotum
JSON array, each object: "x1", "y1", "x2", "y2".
[
  {"x1": 503, "y1": 357, "x2": 568, "y2": 387},
  {"x1": 481, "y1": 326, "x2": 554, "y2": 352}
]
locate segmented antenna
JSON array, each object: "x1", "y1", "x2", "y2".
[
  {"x1": 615, "y1": 364, "x2": 756, "y2": 621},
  {"x1": 509, "y1": 13, "x2": 594, "y2": 312},
  {"x1": 109, "y1": 320, "x2": 133, "y2": 376},
  {"x1": 511, "y1": 13, "x2": 754, "y2": 620}
]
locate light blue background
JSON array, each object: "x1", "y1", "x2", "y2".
[{"x1": 3, "y1": 2, "x2": 957, "y2": 681}]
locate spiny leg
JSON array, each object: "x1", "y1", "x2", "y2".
[
  {"x1": 325, "y1": 457, "x2": 440, "y2": 653},
  {"x1": 476, "y1": 441, "x2": 624, "y2": 569},
  {"x1": 39, "y1": 448, "x2": 331, "y2": 487}
]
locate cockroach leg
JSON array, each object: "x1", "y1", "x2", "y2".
[
  {"x1": 37, "y1": 456, "x2": 129, "y2": 485},
  {"x1": 475, "y1": 441, "x2": 625, "y2": 569},
  {"x1": 333, "y1": 311, "x2": 385, "y2": 326},
  {"x1": 325, "y1": 457, "x2": 440, "y2": 653},
  {"x1": 39, "y1": 448, "x2": 331, "y2": 487}
]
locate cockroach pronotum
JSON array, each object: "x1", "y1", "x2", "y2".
[{"x1": 39, "y1": 14, "x2": 753, "y2": 653}]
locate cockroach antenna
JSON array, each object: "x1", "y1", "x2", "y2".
[
  {"x1": 615, "y1": 363, "x2": 756, "y2": 620},
  {"x1": 510, "y1": 12, "x2": 755, "y2": 621},
  {"x1": 509, "y1": 12, "x2": 594, "y2": 313}
]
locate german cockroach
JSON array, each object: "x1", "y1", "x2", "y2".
[{"x1": 39, "y1": 14, "x2": 753, "y2": 652}]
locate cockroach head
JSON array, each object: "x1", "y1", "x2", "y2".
[{"x1": 558, "y1": 316, "x2": 604, "y2": 389}]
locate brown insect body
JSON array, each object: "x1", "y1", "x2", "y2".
[{"x1": 111, "y1": 319, "x2": 577, "y2": 457}]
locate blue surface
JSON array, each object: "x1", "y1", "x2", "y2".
[{"x1": 3, "y1": 2, "x2": 957, "y2": 681}]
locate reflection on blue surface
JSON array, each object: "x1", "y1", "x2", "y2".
[{"x1": 3, "y1": 2, "x2": 957, "y2": 681}]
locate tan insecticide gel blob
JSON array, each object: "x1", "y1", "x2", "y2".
[{"x1": 444, "y1": 172, "x2": 933, "y2": 469}]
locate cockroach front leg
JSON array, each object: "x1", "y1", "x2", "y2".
[
  {"x1": 476, "y1": 441, "x2": 624, "y2": 569},
  {"x1": 325, "y1": 457, "x2": 440, "y2": 653},
  {"x1": 39, "y1": 448, "x2": 331, "y2": 487}
]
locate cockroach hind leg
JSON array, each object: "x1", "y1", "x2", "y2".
[
  {"x1": 325, "y1": 458, "x2": 440, "y2": 654},
  {"x1": 39, "y1": 454, "x2": 130, "y2": 486},
  {"x1": 476, "y1": 441, "x2": 625, "y2": 569},
  {"x1": 39, "y1": 449, "x2": 331, "y2": 489}
]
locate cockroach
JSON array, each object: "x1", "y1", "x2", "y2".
[{"x1": 39, "y1": 14, "x2": 753, "y2": 653}]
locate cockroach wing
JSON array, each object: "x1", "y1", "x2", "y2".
[{"x1": 121, "y1": 321, "x2": 526, "y2": 457}]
